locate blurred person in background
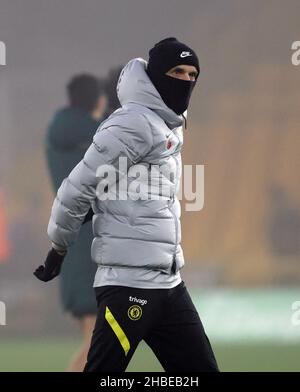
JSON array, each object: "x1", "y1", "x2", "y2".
[{"x1": 44, "y1": 74, "x2": 107, "y2": 371}]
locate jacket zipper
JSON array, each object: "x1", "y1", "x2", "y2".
[{"x1": 169, "y1": 151, "x2": 179, "y2": 272}]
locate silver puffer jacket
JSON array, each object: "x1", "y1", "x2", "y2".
[{"x1": 48, "y1": 57, "x2": 186, "y2": 275}]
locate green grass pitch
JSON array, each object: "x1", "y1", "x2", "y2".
[{"x1": 0, "y1": 339, "x2": 300, "y2": 372}]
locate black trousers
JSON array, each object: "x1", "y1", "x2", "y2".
[{"x1": 83, "y1": 281, "x2": 219, "y2": 372}]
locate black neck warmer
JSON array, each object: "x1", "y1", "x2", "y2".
[{"x1": 149, "y1": 71, "x2": 196, "y2": 115}]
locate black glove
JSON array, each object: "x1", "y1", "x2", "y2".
[
  {"x1": 33, "y1": 248, "x2": 66, "y2": 282},
  {"x1": 82, "y1": 208, "x2": 94, "y2": 225}
]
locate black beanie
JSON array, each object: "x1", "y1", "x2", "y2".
[{"x1": 147, "y1": 37, "x2": 200, "y2": 79}]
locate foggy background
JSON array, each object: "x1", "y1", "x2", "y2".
[{"x1": 0, "y1": 0, "x2": 299, "y2": 371}]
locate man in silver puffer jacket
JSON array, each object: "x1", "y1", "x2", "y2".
[{"x1": 34, "y1": 37, "x2": 219, "y2": 372}]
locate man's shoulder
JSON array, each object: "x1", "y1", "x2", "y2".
[
  {"x1": 99, "y1": 106, "x2": 151, "y2": 132},
  {"x1": 92, "y1": 106, "x2": 154, "y2": 159}
]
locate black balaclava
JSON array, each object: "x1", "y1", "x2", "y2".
[{"x1": 146, "y1": 37, "x2": 200, "y2": 115}]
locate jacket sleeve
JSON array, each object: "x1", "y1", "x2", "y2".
[{"x1": 47, "y1": 112, "x2": 153, "y2": 250}]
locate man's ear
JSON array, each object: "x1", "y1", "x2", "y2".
[
  {"x1": 92, "y1": 95, "x2": 108, "y2": 120},
  {"x1": 98, "y1": 95, "x2": 108, "y2": 113}
]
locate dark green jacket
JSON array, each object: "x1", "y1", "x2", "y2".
[{"x1": 45, "y1": 107, "x2": 101, "y2": 317}]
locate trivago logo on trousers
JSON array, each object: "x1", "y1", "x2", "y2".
[
  {"x1": 0, "y1": 41, "x2": 6, "y2": 65},
  {"x1": 0, "y1": 301, "x2": 6, "y2": 325}
]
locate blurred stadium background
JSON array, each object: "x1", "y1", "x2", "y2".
[{"x1": 0, "y1": 0, "x2": 300, "y2": 371}]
